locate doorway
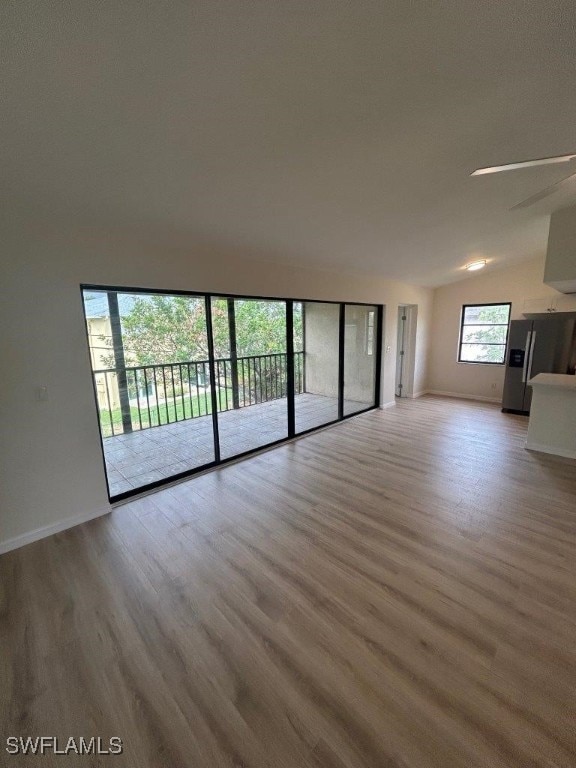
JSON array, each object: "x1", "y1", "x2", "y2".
[{"x1": 395, "y1": 305, "x2": 417, "y2": 398}]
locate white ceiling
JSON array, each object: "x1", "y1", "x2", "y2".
[{"x1": 2, "y1": 1, "x2": 576, "y2": 286}]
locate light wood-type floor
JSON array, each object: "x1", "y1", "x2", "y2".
[{"x1": 2, "y1": 396, "x2": 576, "y2": 767}]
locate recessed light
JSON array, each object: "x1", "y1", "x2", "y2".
[{"x1": 465, "y1": 260, "x2": 486, "y2": 271}]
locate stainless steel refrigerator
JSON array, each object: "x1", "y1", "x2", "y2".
[{"x1": 501, "y1": 316, "x2": 576, "y2": 414}]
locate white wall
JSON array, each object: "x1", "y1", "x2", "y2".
[
  {"x1": 0, "y1": 218, "x2": 432, "y2": 551},
  {"x1": 428, "y1": 256, "x2": 557, "y2": 402}
]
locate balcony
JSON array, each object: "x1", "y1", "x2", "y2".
[
  {"x1": 93, "y1": 353, "x2": 366, "y2": 497},
  {"x1": 102, "y1": 392, "x2": 354, "y2": 496}
]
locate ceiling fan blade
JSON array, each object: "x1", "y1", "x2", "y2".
[
  {"x1": 471, "y1": 154, "x2": 576, "y2": 176},
  {"x1": 510, "y1": 172, "x2": 576, "y2": 210}
]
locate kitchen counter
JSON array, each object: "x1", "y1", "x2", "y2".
[
  {"x1": 529, "y1": 373, "x2": 576, "y2": 391},
  {"x1": 526, "y1": 373, "x2": 576, "y2": 459}
]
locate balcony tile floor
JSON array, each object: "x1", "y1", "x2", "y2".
[{"x1": 103, "y1": 393, "x2": 367, "y2": 497}]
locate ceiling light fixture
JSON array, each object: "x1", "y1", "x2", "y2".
[{"x1": 466, "y1": 260, "x2": 487, "y2": 271}]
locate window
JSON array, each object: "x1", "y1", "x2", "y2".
[{"x1": 458, "y1": 303, "x2": 511, "y2": 364}]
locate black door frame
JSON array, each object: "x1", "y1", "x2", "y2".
[{"x1": 81, "y1": 284, "x2": 384, "y2": 503}]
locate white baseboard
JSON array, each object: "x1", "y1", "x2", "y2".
[
  {"x1": 525, "y1": 441, "x2": 576, "y2": 460},
  {"x1": 380, "y1": 401, "x2": 396, "y2": 409},
  {"x1": 0, "y1": 504, "x2": 111, "y2": 555},
  {"x1": 409, "y1": 390, "x2": 428, "y2": 399},
  {"x1": 426, "y1": 389, "x2": 501, "y2": 404}
]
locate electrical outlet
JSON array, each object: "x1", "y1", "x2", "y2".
[{"x1": 491, "y1": 383, "x2": 497, "y2": 390}]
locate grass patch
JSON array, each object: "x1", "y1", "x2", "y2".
[{"x1": 100, "y1": 389, "x2": 233, "y2": 437}]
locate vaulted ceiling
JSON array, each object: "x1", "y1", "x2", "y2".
[{"x1": 2, "y1": 1, "x2": 576, "y2": 286}]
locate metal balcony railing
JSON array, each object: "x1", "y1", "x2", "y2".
[{"x1": 93, "y1": 351, "x2": 304, "y2": 437}]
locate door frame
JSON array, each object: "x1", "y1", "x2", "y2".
[{"x1": 395, "y1": 304, "x2": 418, "y2": 398}]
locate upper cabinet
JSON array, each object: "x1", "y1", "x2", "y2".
[
  {"x1": 523, "y1": 295, "x2": 576, "y2": 315},
  {"x1": 522, "y1": 297, "x2": 556, "y2": 315},
  {"x1": 544, "y1": 206, "x2": 576, "y2": 294},
  {"x1": 554, "y1": 294, "x2": 576, "y2": 312}
]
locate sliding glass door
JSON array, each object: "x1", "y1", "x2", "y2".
[
  {"x1": 82, "y1": 287, "x2": 382, "y2": 501},
  {"x1": 344, "y1": 304, "x2": 379, "y2": 415},
  {"x1": 212, "y1": 297, "x2": 288, "y2": 459},
  {"x1": 82, "y1": 289, "x2": 216, "y2": 497},
  {"x1": 293, "y1": 301, "x2": 340, "y2": 432}
]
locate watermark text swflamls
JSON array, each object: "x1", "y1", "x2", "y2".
[{"x1": 6, "y1": 736, "x2": 123, "y2": 756}]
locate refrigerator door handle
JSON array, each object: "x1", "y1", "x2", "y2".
[
  {"x1": 526, "y1": 331, "x2": 537, "y2": 382},
  {"x1": 521, "y1": 332, "x2": 532, "y2": 383}
]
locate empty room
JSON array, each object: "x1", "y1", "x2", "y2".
[{"x1": 1, "y1": 2, "x2": 576, "y2": 766}]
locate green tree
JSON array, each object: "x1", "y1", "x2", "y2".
[{"x1": 101, "y1": 295, "x2": 302, "y2": 367}]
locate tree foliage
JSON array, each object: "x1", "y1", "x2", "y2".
[{"x1": 102, "y1": 295, "x2": 303, "y2": 367}]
